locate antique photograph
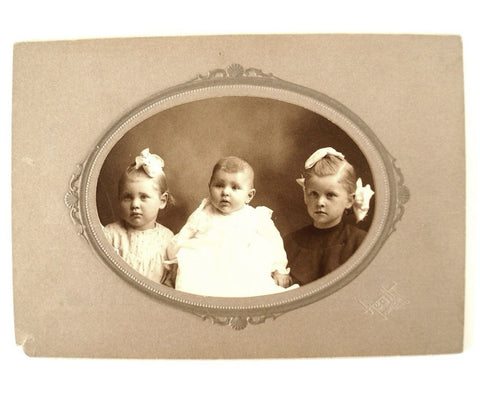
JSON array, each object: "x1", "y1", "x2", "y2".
[
  {"x1": 7, "y1": 14, "x2": 473, "y2": 391},
  {"x1": 95, "y1": 96, "x2": 376, "y2": 298},
  {"x1": 70, "y1": 68, "x2": 405, "y2": 324}
]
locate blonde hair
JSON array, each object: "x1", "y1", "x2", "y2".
[
  {"x1": 304, "y1": 155, "x2": 356, "y2": 194},
  {"x1": 118, "y1": 163, "x2": 172, "y2": 204}
]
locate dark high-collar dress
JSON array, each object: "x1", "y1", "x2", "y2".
[{"x1": 283, "y1": 221, "x2": 366, "y2": 286}]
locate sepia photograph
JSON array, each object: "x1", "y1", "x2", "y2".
[
  {"x1": 3, "y1": 1, "x2": 479, "y2": 393},
  {"x1": 12, "y1": 32, "x2": 464, "y2": 352},
  {"x1": 72, "y1": 71, "x2": 404, "y2": 323}
]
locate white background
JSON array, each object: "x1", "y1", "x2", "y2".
[{"x1": 1, "y1": 1, "x2": 478, "y2": 393}]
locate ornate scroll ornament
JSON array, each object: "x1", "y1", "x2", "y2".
[
  {"x1": 389, "y1": 156, "x2": 410, "y2": 236},
  {"x1": 187, "y1": 63, "x2": 277, "y2": 82},
  {"x1": 64, "y1": 163, "x2": 86, "y2": 238},
  {"x1": 196, "y1": 313, "x2": 283, "y2": 330},
  {"x1": 65, "y1": 64, "x2": 409, "y2": 330}
]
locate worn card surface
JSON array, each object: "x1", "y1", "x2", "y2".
[{"x1": 12, "y1": 34, "x2": 464, "y2": 358}]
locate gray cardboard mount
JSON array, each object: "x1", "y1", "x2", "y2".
[{"x1": 12, "y1": 34, "x2": 465, "y2": 358}]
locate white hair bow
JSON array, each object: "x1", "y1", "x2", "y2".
[
  {"x1": 296, "y1": 147, "x2": 375, "y2": 222},
  {"x1": 304, "y1": 147, "x2": 345, "y2": 169},
  {"x1": 134, "y1": 148, "x2": 165, "y2": 178},
  {"x1": 296, "y1": 147, "x2": 345, "y2": 188},
  {"x1": 353, "y1": 178, "x2": 375, "y2": 222}
]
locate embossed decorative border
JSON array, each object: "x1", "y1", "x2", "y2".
[
  {"x1": 64, "y1": 163, "x2": 86, "y2": 238},
  {"x1": 65, "y1": 64, "x2": 408, "y2": 330}
]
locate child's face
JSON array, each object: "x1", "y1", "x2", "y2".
[
  {"x1": 209, "y1": 169, "x2": 255, "y2": 215},
  {"x1": 119, "y1": 177, "x2": 167, "y2": 230},
  {"x1": 304, "y1": 174, "x2": 353, "y2": 229}
]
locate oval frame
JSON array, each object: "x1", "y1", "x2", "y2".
[{"x1": 65, "y1": 64, "x2": 409, "y2": 329}]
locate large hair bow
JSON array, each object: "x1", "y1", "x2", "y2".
[
  {"x1": 304, "y1": 147, "x2": 345, "y2": 169},
  {"x1": 296, "y1": 147, "x2": 345, "y2": 188},
  {"x1": 134, "y1": 148, "x2": 165, "y2": 178},
  {"x1": 296, "y1": 147, "x2": 375, "y2": 222},
  {"x1": 353, "y1": 178, "x2": 375, "y2": 222}
]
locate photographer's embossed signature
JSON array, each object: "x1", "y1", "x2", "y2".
[{"x1": 357, "y1": 283, "x2": 409, "y2": 320}]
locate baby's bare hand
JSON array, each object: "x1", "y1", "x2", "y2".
[{"x1": 273, "y1": 271, "x2": 293, "y2": 288}]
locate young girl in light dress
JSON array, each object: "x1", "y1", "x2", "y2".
[
  {"x1": 283, "y1": 147, "x2": 375, "y2": 285},
  {"x1": 103, "y1": 148, "x2": 175, "y2": 286},
  {"x1": 167, "y1": 156, "x2": 297, "y2": 297}
]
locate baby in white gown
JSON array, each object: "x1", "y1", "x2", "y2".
[{"x1": 167, "y1": 156, "x2": 297, "y2": 297}]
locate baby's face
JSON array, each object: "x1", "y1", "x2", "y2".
[
  {"x1": 304, "y1": 174, "x2": 353, "y2": 229},
  {"x1": 119, "y1": 177, "x2": 167, "y2": 230},
  {"x1": 208, "y1": 169, "x2": 255, "y2": 215}
]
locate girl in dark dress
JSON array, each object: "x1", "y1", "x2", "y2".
[{"x1": 283, "y1": 147, "x2": 374, "y2": 286}]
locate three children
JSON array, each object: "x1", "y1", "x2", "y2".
[{"x1": 103, "y1": 147, "x2": 373, "y2": 296}]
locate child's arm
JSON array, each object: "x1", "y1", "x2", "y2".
[
  {"x1": 255, "y1": 207, "x2": 293, "y2": 287},
  {"x1": 272, "y1": 270, "x2": 293, "y2": 288},
  {"x1": 166, "y1": 225, "x2": 196, "y2": 260},
  {"x1": 102, "y1": 222, "x2": 122, "y2": 254},
  {"x1": 166, "y1": 198, "x2": 210, "y2": 259},
  {"x1": 166, "y1": 239, "x2": 182, "y2": 261},
  {"x1": 160, "y1": 262, "x2": 178, "y2": 288}
]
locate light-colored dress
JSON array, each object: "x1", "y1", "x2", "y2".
[
  {"x1": 169, "y1": 199, "x2": 294, "y2": 297},
  {"x1": 103, "y1": 221, "x2": 174, "y2": 284}
]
